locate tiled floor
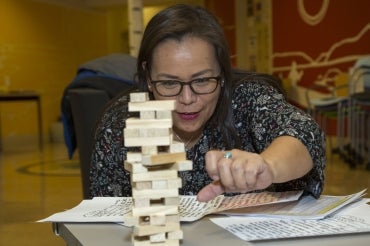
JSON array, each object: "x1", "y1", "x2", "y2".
[{"x1": 0, "y1": 142, "x2": 369, "y2": 245}]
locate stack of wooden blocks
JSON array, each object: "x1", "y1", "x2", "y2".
[{"x1": 124, "y1": 92, "x2": 193, "y2": 246}]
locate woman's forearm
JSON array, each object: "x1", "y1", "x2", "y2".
[{"x1": 260, "y1": 135, "x2": 314, "y2": 183}]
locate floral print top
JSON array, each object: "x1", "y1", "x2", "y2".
[{"x1": 89, "y1": 80, "x2": 326, "y2": 198}]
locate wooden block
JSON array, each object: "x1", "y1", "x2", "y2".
[
  {"x1": 150, "y1": 214, "x2": 166, "y2": 226},
  {"x1": 129, "y1": 100, "x2": 175, "y2": 112},
  {"x1": 140, "y1": 110, "x2": 155, "y2": 119},
  {"x1": 142, "y1": 146, "x2": 158, "y2": 155},
  {"x1": 152, "y1": 180, "x2": 168, "y2": 189},
  {"x1": 132, "y1": 188, "x2": 179, "y2": 199},
  {"x1": 130, "y1": 92, "x2": 149, "y2": 102},
  {"x1": 133, "y1": 197, "x2": 150, "y2": 208},
  {"x1": 142, "y1": 152, "x2": 186, "y2": 165},
  {"x1": 132, "y1": 214, "x2": 179, "y2": 225},
  {"x1": 167, "y1": 178, "x2": 182, "y2": 188},
  {"x1": 140, "y1": 128, "x2": 170, "y2": 137},
  {"x1": 169, "y1": 142, "x2": 185, "y2": 153},
  {"x1": 150, "y1": 233, "x2": 166, "y2": 243},
  {"x1": 165, "y1": 214, "x2": 180, "y2": 223},
  {"x1": 124, "y1": 128, "x2": 171, "y2": 146},
  {"x1": 167, "y1": 230, "x2": 183, "y2": 240},
  {"x1": 126, "y1": 152, "x2": 142, "y2": 162},
  {"x1": 156, "y1": 110, "x2": 172, "y2": 119},
  {"x1": 164, "y1": 197, "x2": 179, "y2": 206},
  {"x1": 135, "y1": 181, "x2": 152, "y2": 190},
  {"x1": 132, "y1": 205, "x2": 178, "y2": 217},
  {"x1": 149, "y1": 178, "x2": 181, "y2": 190},
  {"x1": 124, "y1": 128, "x2": 140, "y2": 138},
  {"x1": 124, "y1": 136, "x2": 171, "y2": 147},
  {"x1": 124, "y1": 162, "x2": 148, "y2": 173},
  {"x1": 170, "y1": 160, "x2": 193, "y2": 171},
  {"x1": 132, "y1": 237, "x2": 180, "y2": 246},
  {"x1": 132, "y1": 170, "x2": 177, "y2": 182},
  {"x1": 126, "y1": 118, "x2": 172, "y2": 129},
  {"x1": 134, "y1": 222, "x2": 180, "y2": 236}
]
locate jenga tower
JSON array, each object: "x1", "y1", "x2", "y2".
[{"x1": 123, "y1": 92, "x2": 193, "y2": 246}]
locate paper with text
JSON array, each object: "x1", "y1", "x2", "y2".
[
  {"x1": 220, "y1": 189, "x2": 366, "y2": 219},
  {"x1": 211, "y1": 198, "x2": 370, "y2": 241},
  {"x1": 37, "y1": 190, "x2": 301, "y2": 224},
  {"x1": 38, "y1": 190, "x2": 365, "y2": 225},
  {"x1": 215, "y1": 190, "x2": 302, "y2": 212}
]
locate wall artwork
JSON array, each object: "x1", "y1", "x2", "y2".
[{"x1": 272, "y1": 0, "x2": 370, "y2": 106}]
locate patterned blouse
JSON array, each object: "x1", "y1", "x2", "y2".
[{"x1": 89, "y1": 80, "x2": 326, "y2": 198}]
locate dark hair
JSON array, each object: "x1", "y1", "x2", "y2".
[
  {"x1": 137, "y1": 4, "x2": 238, "y2": 148},
  {"x1": 231, "y1": 68, "x2": 287, "y2": 98}
]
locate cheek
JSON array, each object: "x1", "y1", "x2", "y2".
[
  {"x1": 152, "y1": 90, "x2": 165, "y2": 100},
  {"x1": 203, "y1": 93, "x2": 220, "y2": 115}
]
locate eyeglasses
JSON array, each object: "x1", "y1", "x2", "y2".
[{"x1": 150, "y1": 76, "x2": 222, "y2": 97}]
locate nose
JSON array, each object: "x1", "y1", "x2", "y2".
[{"x1": 178, "y1": 84, "x2": 196, "y2": 105}]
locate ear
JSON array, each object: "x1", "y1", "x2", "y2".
[
  {"x1": 142, "y1": 61, "x2": 153, "y2": 92},
  {"x1": 147, "y1": 82, "x2": 153, "y2": 92},
  {"x1": 221, "y1": 78, "x2": 225, "y2": 87}
]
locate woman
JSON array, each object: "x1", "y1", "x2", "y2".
[{"x1": 89, "y1": 4, "x2": 326, "y2": 202}]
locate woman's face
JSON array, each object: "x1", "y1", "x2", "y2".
[{"x1": 148, "y1": 36, "x2": 221, "y2": 136}]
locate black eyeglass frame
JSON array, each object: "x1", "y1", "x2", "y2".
[{"x1": 149, "y1": 76, "x2": 222, "y2": 97}]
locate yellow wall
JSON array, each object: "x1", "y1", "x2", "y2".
[
  {"x1": 106, "y1": 6, "x2": 129, "y2": 54},
  {"x1": 0, "y1": 0, "x2": 109, "y2": 151},
  {"x1": 0, "y1": 0, "x2": 205, "y2": 152}
]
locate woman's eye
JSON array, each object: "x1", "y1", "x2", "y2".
[
  {"x1": 161, "y1": 81, "x2": 179, "y2": 87},
  {"x1": 193, "y1": 78, "x2": 209, "y2": 85}
]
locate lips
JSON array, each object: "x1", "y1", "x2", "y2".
[{"x1": 177, "y1": 112, "x2": 199, "y2": 120}]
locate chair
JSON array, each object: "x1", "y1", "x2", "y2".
[
  {"x1": 61, "y1": 54, "x2": 137, "y2": 198},
  {"x1": 68, "y1": 88, "x2": 110, "y2": 199},
  {"x1": 65, "y1": 78, "x2": 135, "y2": 199},
  {"x1": 305, "y1": 74, "x2": 348, "y2": 156},
  {"x1": 344, "y1": 61, "x2": 370, "y2": 169}
]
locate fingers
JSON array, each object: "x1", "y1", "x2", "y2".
[
  {"x1": 230, "y1": 158, "x2": 250, "y2": 190},
  {"x1": 205, "y1": 150, "x2": 223, "y2": 181},
  {"x1": 206, "y1": 149, "x2": 246, "y2": 190},
  {"x1": 197, "y1": 180, "x2": 224, "y2": 202},
  {"x1": 203, "y1": 149, "x2": 273, "y2": 197}
]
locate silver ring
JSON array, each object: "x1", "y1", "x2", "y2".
[{"x1": 224, "y1": 151, "x2": 232, "y2": 159}]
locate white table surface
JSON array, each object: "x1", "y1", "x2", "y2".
[{"x1": 53, "y1": 216, "x2": 370, "y2": 246}]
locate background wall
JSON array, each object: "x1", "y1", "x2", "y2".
[
  {"x1": 0, "y1": 0, "x2": 206, "y2": 152},
  {"x1": 271, "y1": 0, "x2": 370, "y2": 106},
  {"x1": 235, "y1": 0, "x2": 370, "y2": 108},
  {"x1": 5, "y1": 0, "x2": 367, "y2": 151},
  {"x1": 0, "y1": 0, "x2": 111, "y2": 151}
]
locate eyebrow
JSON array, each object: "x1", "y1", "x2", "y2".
[{"x1": 155, "y1": 69, "x2": 215, "y2": 80}]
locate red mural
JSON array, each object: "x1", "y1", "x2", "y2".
[{"x1": 272, "y1": 0, "x2": 370, "y2": 105}]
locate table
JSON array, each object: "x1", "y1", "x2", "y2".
[
  {"x1": 52, "y1": 217, "x2": 370, "y2": 246},
  {"x1": 0, "y1": 91, "x2": 43, "y2": 152}
]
